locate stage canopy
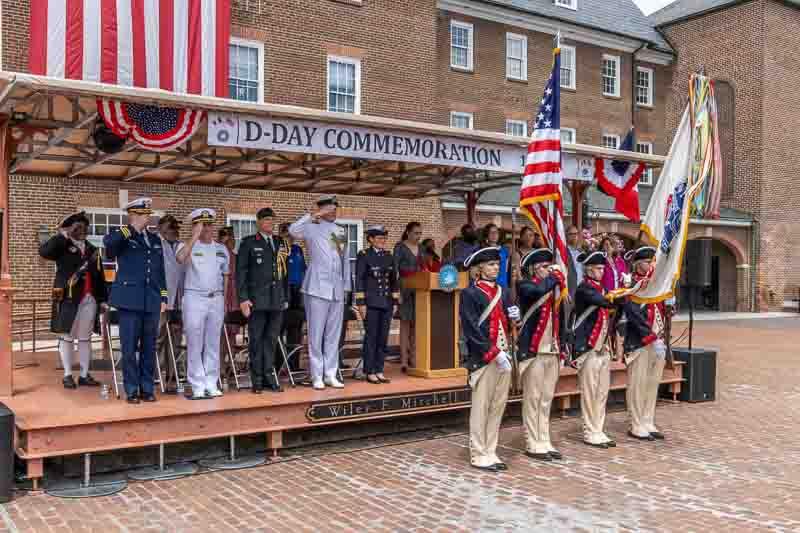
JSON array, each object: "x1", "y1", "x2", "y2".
[{"x1": 0, "y1": 72, "x2": 665, "y2": 199}]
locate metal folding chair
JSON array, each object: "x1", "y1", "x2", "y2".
[
  {"x1": 223, "y1": 310, "x2": 251, "y2": 390},
  {"x1": 163, "y1": 310, "x2": 186, "y2": 392},
  {"x1": 277, "y1": 307, "x2": 307, "y2": 387},
  {"x1": 339, "y1": 305, "x2": 365, "y2": 380}
]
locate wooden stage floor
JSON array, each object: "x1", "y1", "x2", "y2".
[{"x1": 3, "y1": 351, "x2": 684, "y2": 484}]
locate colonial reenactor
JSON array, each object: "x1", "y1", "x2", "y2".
[
  {"x1": 237, "y1": 207, "x2": 289, "y2": 394},
  {"x1": 39, "y1": 211, "x2": 107, "y2": 389},
  {"x1": 621, "y1": 246, "x2": 667, "y2": 441},
  {"x1": 516, "y1": 249, "x2": 566, "y2": 461},
  {"x1": 104, "y1": 198, "x2": 168, "y2": 404},
  {"x1": 572, "y1": 251, "x2": 621, "y2": 448},
  {"x1": 354, "y1": 225, "x2": 397, "y2": 385},
  {"x1": 460, "y1": 247, "x2": 521, "y2": 472},
  {"x1": 289, "y1": 195, "x2": 351, "y2": 390},
  {"x1": 177, "y1": 209, "x2": 229, "y2": 399}
]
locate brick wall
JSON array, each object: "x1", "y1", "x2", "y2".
[{"x1": 9, "y1": 175, "x2": 447, "y2": 299}]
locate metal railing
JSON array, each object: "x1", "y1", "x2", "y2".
[{"x1": 12, "y1": 296, "x2": 105, "y2": 353}]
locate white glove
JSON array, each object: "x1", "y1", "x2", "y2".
[
  {"x1": 549, "y1": 264, "x2": 563, "y2": 274},
  {"x1": 621, "y1": 273, "x2": 632, "y2": 287},
  {"x1": 506, "y1": 306, "x2": 521, "y2": 321},
  {"x1": 494, "y1": 351, "x2": 512, "y2": 373},
  {"x1": 653, "y1": 339, "x2": 667, "y2": 360}
]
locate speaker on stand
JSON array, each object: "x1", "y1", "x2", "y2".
[{"x1": 682, "y1": 239, "x2": 712, "y2": 348}]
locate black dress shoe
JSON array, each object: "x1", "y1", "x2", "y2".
[
  {"x1": 584, "y1": 441, "x2": 609, "y2": 449},
  {"x1": 142, "y1": 393, "x2": 157, "y2": 403},
  {"x1": 127, "y1": 394, "x2": 141, "y2": 404},
  {"x1": 252, "y1": 386, "x2": 263, "y2": 394},
  {"x1": 525, "y1": 451, "x2": 552, "y2": 462},
  {"x1": 62, "y1": 375, "x2": 77, "y2": 389},
  {"x1": 470, "y1": 464, "x2": 500, "y2": 472},
  {"x1": 377, "y1": 375, "x2": 392, "y2": 383},
  {"x1": 606, "y1": 440, "x2": 617, "y2": 447},
  {"x1": 366, "y1": 375, "x2": 381, "y2": 384},
  {"x1": 494, "y1": 462, "x2": 508, "y2": 471},
  {"x1": 548, "y1": 450, "x2": 564, "y2": 461},
  {"x1": 628, "y1": 431, "x2": 655, "y2": 441},
  {"x1": 78, "y1": 374, "x2": 101, "y2": 387},
  {"x1": 650, "y1": 431, "x2": 665, "y2": 440},
  {"x1": 266, "y1": 381, "x2": 283, "y2": 393}
]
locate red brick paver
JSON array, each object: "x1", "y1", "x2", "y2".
[{"x1": 2, "y1": 318, "x2": 800, "y2": 532}]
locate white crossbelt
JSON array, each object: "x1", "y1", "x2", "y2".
[
  {"x1": 520, "y1": 293, "x2": 550, "y2": 330},
  {"x1": 477, "y1": 288, "x2": 503, "y2": 327}
]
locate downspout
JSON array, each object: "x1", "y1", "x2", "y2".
[
  {"x1": 750, "y1": 218, "x2": 759, "y2": 312},
  {"x1": 631, "y1": 43, "x2": 647, "y2": 131}
]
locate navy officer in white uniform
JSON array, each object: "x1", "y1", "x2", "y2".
[{"x1": 176, "y1": 208, "x2": 229, "y2": 399}]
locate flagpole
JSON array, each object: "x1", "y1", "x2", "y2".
[{"x1": 510, "y1": 207, "x2": 520, "y2": 395}]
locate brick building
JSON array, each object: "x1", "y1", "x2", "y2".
[{"x1": 0, "y1": 0, "x2": 763, "y2": 310}]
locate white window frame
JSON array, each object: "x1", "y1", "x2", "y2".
[
  {"x1": 226, "y1": 214, "x2": 259, "y2": 251},
  {"x1": 561, "y1": 127, "x2": 576, "y2": 145},
  {"x1": 554, "y1": 0, "x2": 577, "y2": 10},
  {"x1": 450, "y1": 20, "x2": 474, "y2": 72},
  {"x1": 505, "y1": 33, "x2": 528, "y2": 81},
  {"x1": 326, "y1": 55, "x2": 362, "y2": 115},
  {"x1": 560, "y1": 44, "x2": 576, "y2": 90},
  {"x1": 602, "y1": 134, "x2": 620, "y2": 149},
  {"x1": 636, "y1": 66, "x2": 654, "y2": 107},
  {"x1": 229, "y1": 37, "x2": 265, "y2": 103},
  {"x1": 83, "y1": 207, "x2": 164, "y2": 249},
  {"x1": 450, "y1": 111, "x2": 474, "y2": 130},
  {"x1": 602, "y1": 54, "x2": 621, "y2": 97},
  {"x1": 335, "y1": 218, "x2": 364, "y2": 283},
  {"x1": 636, "y1": 142, "x2": 654, "y2": 186},
  {"x1": 505, "y1": 119, "x2": 527, "y2": 137}
]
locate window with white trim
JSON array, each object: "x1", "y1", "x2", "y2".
[
  {"x1": 327, "y1": 56, "x2": 361, "y2": 114},
  {"x1": 450, "y1": 20, "x2": 474, "y2": 71},
  {"x1": 602, "y1": 134, "x2": 620, "y2": 149},
  {"x1": 636, "y1": 142, "x2": 654, "y2": 185},
  {"x1": 227, "y1": 214, "x2": 258, "y2": 251},
  {"x1": 602, "y1": 54, "x2": 620, "y2": 97},
  {"x1": 450, "y1": 111, "x2": 474, "y2": 130},
  {"x1": 636, "y1": 66, "x2": 654, "y2": 107},
  {"x1": 84, "y1": 208, "x2": 164, "y2": 249},
  {"x1": 229, "y1": 39, "x2": 264, "y2": 103},
  {"x1": 560, "y1": 45, "x2": 576, "y2": 89},
  {"x1": 506, "y1": 33, "x2": 527, "y2": 81},
  {"x1": 554, "y1": 0, "x2": 577, "y2": 9},
  {"x1": 561, "y1": 128, "x2": 576, "y2": 144},
  {"x1": 506, "y1": 119, "x2": 527, "y2": 137},
  {"x1": 336, "y1": 218, "x2": 363, "y2": 284}
]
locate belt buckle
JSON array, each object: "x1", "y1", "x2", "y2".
[{"x1": 207, "y1": 292, "x2": 214, "y2": 298}]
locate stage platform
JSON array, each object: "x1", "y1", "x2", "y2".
[{"x1": 3, "y1": 351, "x2": 684, "y2": 486}]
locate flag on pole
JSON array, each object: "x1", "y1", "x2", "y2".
[
  {"x1": 519, "y1": 42, "x2": 569, "y2": 297},
  {"x1": 29, "y1": 0, "x2": 231, "y2": 98},
  {"x1": 595, "y1": 128, "x2": 646, "y2": 222}
]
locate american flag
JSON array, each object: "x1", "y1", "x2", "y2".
[
  {"x1": 519, "y1": 44, "x2": 569, "y2": 290},
  {"x1": 97, "y1": 99, "x2": 204, "y2": 151},
  {"x1": 29, "y1": 0, "x2": 230, "y2": 97}
]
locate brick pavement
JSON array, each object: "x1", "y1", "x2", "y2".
[{"x1": 2, "y1": 317, "x2": 800, "y2": 532}]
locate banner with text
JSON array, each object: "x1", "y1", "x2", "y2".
[{"x1": 208, "y1": 113, "x2": 527, "y2": 173}]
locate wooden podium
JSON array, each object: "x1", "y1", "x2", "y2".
[{"x1": 402, "y1": 271, "x2": 469, "y2": 379}]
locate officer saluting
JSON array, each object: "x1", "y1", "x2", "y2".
[
  {"x1": 355, "y1": 225, "x2": 397, "y2": 385},
  {"x1": 236, "y1": 207, "x2": 289, "y2": 394},
  {"x1": 104, "y1": 198, "x2": 168, "y2": 404}
]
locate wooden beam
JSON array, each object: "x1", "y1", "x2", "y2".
[
  {"x1": 9, "y1": 111, "x2": 98, "y2": 172},
  {"x1": 69, "y1": 143, "x2": 136, "y2": 178}
]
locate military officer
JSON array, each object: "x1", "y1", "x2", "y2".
[
  {"x1": 289, "y1": 195, "x2": 351, "y2": 390},
  {"x1": 104, "y1": 198, "x2": 168, "y2": 404},
  {"x1": 621, "y1": 246, "x2": 668, "y2": 441},
  {"x1": 236, "y1": 207, "x2": 289, "y2": 394},
  {"x1": 572, "y1": 251, "x2": 622, "y2": 448},
  {"x1": 39, "y1": 211, "x2": 107, "y2": 389},
  {"x1": 177, "y1": 208, "x2": 229, "y2": 399},
  {"x1": 516, "y1": 248, "x2": 566, "y2": 461},
  {"x1": 459, "y1": 247, "x2": 521, "y2": 472},
  {"x1": 355, "y1": 225, "x2": 397, "y2": 385}
]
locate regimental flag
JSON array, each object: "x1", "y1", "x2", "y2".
[
  {"x1": 29, "y1": 0, "x2": 231, "y2": 98},
  {"x1": 595, "y1": 128, "x2": 646, "y2": 223},
  {"x1": 519, "y1": 45, "x2": 569, "y2": 299}
]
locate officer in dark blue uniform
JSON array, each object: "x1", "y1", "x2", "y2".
[
  {"x1": 355, "y1": 225, "x2": 397, "y2": 385},
  {"x1": 104, "y1": 198, "x2": 168, "y2": 404}
]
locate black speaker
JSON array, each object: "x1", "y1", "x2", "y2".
[
  {"x1": 672, "y1": 348, "x2": 716, "y2": 402},
  {"x1": 684, "y1": 239, "x2": 712, "y2": 287},
  {"x1": 0, "y1": 403, "x2": 13, "y2": 503}
]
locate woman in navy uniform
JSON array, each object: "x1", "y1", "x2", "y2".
[
  {"x1": 516, "y1": 248, "x2": 566, "y2": 461},
  {"x1": 459, "y1": 247, "x2": 520, "y2": 472},
  {"x1": 104, "y1": 198, "x2": 168, "y2": 404},
  {"x1": 39, "y1": 211, "x2": 107, "y2": 389},
  {"x1": 355, "y1": 225, "x2": 397, "y2": 385}
]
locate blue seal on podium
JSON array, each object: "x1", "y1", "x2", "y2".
[{"x1": 438, "y1": 264, "x2": 459, "y2": 292}]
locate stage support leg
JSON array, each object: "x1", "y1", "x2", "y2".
[
  {"x1": 0, "y1": 120, "x2": 15, "y2": 398},
  {"x1": 267, "y1": 431, "x2": 283, "y2": 460},
  {"x1": 128, "y1": 443, "x2": 198, "y2": 481},
  {"x1": 46, "y1": 453, "x2": 127, "y2": 498},
  {"x1": 198, "y1": 435, "x2": 266, "y2": 471},
  {"x1": 26, "y1": 458, "x2": 43, "y2": 490}
]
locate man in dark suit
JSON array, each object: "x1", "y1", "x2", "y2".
[
  {"x1": 236, "y1": 207, "x2": 289, "y2": 393},
  {"x1": 104, "y1": 198, "x2": 168, "y2": 404},
  {"x1": 40, "y1": 211, "x2": 108, "y2": 389}
]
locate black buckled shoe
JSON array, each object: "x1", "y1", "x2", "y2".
[
  {"x1": 525, "y1": 451, "x2": 552, "y2": 462},
  {"x1": 62, "y1": 375, "x2": 77, "y2": 389},
  {"x1": 494, "y1": 462, "x2": 508, "y2": 471},
  {"x1": 548, "y1": 450, "x2": 563, "y2": 460},
  {"x1": 78, "y1": 374, "x2": 101, "y2": 387},
  {"x1": 650, "y1": 431, "x2": 665, "y2": 440},
  {"x1": 628, "y1": 431, "x2": 655, "y2": 441},
  {"x1": 127, "y1": 393, "x2": 141, "y2": 404},
  {"x1": 471, "y1": 463, "x2": 501, "y2": 472},
  {"x1": 584, "y1": 441, "x2": 609, "y2": 449},
  {"x1": 606, "y1": 440, "x2": 617, "y2": 447}
]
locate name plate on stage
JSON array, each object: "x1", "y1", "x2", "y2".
[{"x1": 306, "y1": 388, "x2": 472, "y2": 422}]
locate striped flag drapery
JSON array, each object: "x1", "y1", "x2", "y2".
[
  {"x1": 97, "y1": 99, "x2": 204, "y2": 151},
  {"x1": 519, "y1": 45, "x2": 569, "y2": 296},
  {"x1": 29, "y1": 0, "x2": 231, "y2": 98}
]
